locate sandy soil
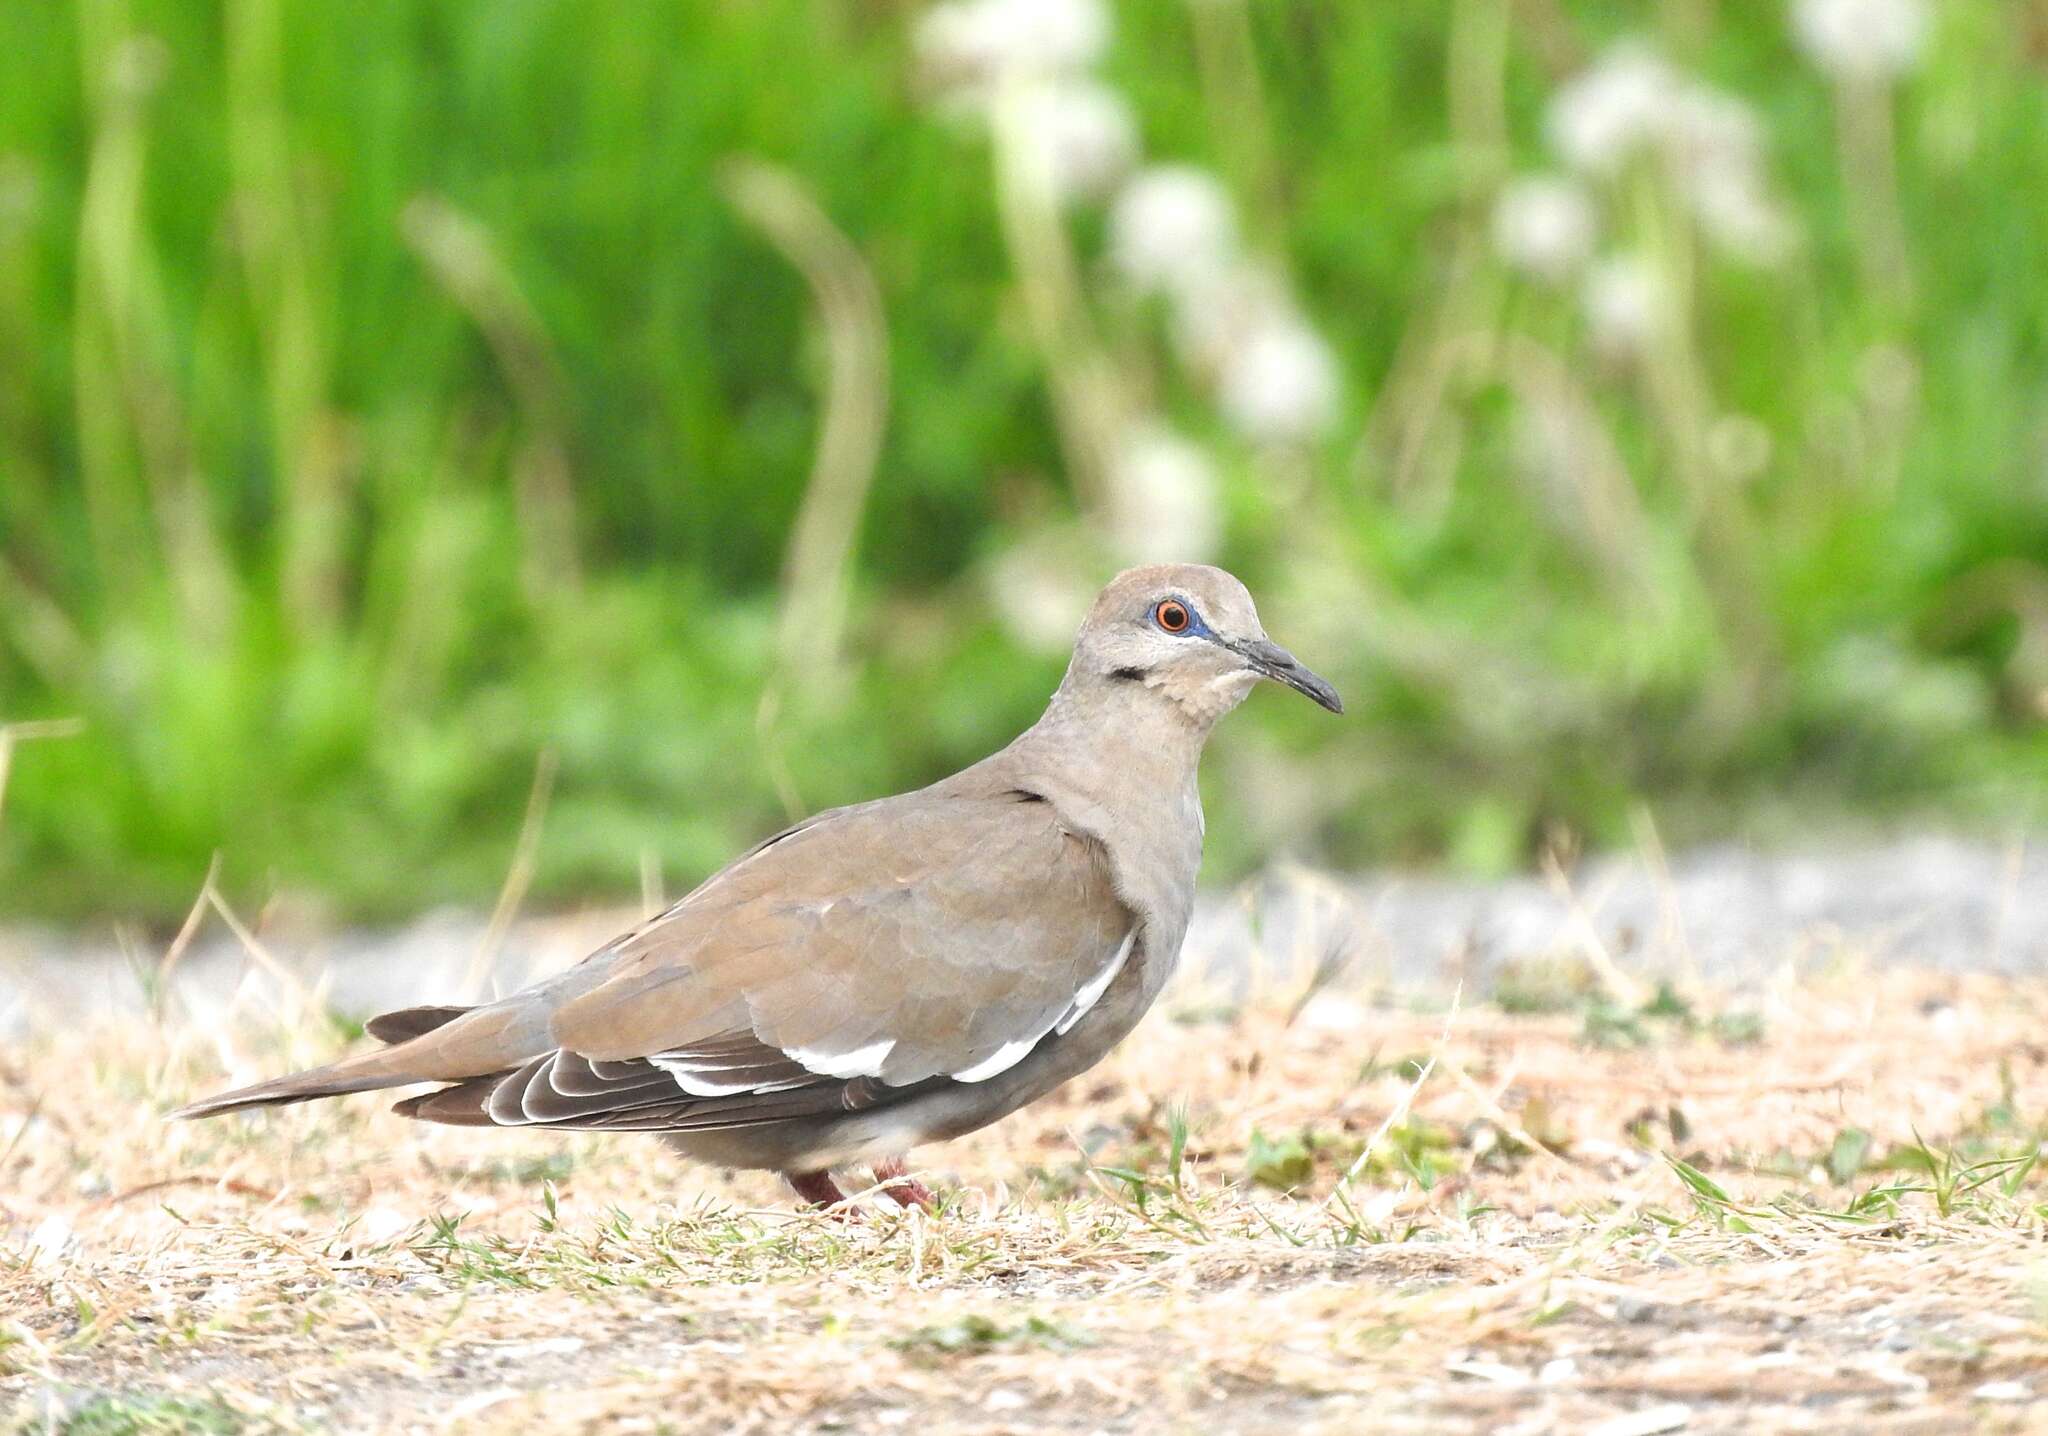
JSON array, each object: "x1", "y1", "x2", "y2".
[{"x1": 4, "y1": 948, "x2": 2046, "y2": 1434}]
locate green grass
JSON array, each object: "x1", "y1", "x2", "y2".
[
  {"x1": 41, "y1": 1394, "x2": 265, "y2": 1436},
  {"x1": 1, "y1": 0, "x2": 2045, "y2": 922}
]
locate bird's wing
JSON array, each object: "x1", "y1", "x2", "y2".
[
  {"x1": 548, "y1": 787, "x2": 1136, "y2": 1093},
  {"x1": 171, "y1": 788, "x2": 1136, "y2": 1130}
]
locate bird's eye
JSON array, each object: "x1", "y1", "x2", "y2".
[{"x1": 1153, "y1": 599, "x2": 1192, "y2": 634}]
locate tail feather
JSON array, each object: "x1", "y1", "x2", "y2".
[
  {"x1": 168, "y1": 1057, "x2": 425, "y2": 1119},
  {"x1": 365, "y1": 1004, "x2": 471, "y2": 1044},
  {"x1": 172, "y1": 997, "x2": 548, "y2": 1121}
]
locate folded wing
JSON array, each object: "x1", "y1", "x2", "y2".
[{"x1": 397, "y1": 788, "x2": 1136, "y2": 1131}]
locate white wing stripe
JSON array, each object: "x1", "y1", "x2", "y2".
[
  {"x1": 645, "y1": 1054, "x2": 832, "y2": 1099},
  {"x1": 652, "y1": 1059, "x2": 773, "y2": 1098},
  {"x1": 784, "y1": 1036, "x2": 896, "y2": 1079},
  {"x1": 619, "y1": 926, "x2": 1138, "y2": 1098},
  {"x1": 951, "y1": 926, "x2": 1137, "y2": 1083},
  {"x1": 950, "y1": 1036, "x2": 1038, "y2": 1083},
  {"x1": 1056, "y1": 929, "x2": 1135, "y2": 1036}
]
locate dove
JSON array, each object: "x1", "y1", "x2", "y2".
[{"x1": 174, "y1": 564, "x2": 1342, "y2": 1210}]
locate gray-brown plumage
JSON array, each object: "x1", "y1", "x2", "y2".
[{"x1": 173, "y1": 564, "x2": 1341, "y2": 1208}]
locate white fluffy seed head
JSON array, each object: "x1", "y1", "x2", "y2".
[
  {"x1": 1546, "y1": 43, "x2": 1677, "y2": 175},
  {"x1": 1492, "y1": 175, "x2": 1598, "y2": 282},
  {"x1": 985, "y1": 0, "x2": 1109, "y2": 73},
  {"x1": 1663, "y1": 85, "x2": 1791, "y2": 262},
  {"x1": 914, "y1": 3, "x2": 999, "y2": 92},
  {"x1": 1020, "y1": 78, "x2": 1139, "y2": 204},
  {"x1": 1547, "y1": 45, "x2": 1796, "y2": 265},
  {"x1": 1168, "y1": 262, "x2": 1292, "y2": 375},
  {"x1": 1217, "y1": 317, "x2": 1340, "y2": 446},
  {"x1": 1109, "y1": 165, "x2": 1239, "y2": 295},
  {"x1": 987, "y1": 536, "x2": 1094, "y2": 654},
  {"x1": 915, "y1": 0, "x2": 1110, "y2": 92},
  {"x1": 1581, "y1": 253, "x2": 1663, "y2": 360},
  {"x1": 1687, "y1": 162, "x2": 1794, "y2": 263},
  {"x1": 1792, "y1": 0, "x2": 1929, "y2": 81},
  {"x1": 1107, "y1": 424, "x2": 1222, "y2": 564}
]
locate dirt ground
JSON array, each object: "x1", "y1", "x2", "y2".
[{"x1": 4, "y1": 957, "x2": 2047, "y2": 1434}]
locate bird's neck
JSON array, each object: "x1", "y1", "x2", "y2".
[
  {"x1": 1002, "y1": 676, "x2": 1213, "y2": 870},
  {"x1": 1003, "y1": 678, "x2": 1208, "y2": 966},
  {"x1": 1031, "y1": 673, "x2": 1216, "y2": 781}
]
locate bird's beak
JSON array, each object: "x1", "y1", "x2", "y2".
[{"x1": 1231, "y1": 637, "x2": 1344, "y2": 714}]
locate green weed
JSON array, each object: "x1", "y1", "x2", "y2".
[{"x1": 1, "y1": 3, "x2": 2045, "y2": 921}]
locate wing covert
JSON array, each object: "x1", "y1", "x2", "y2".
[{"x1": 549, "y1": 790, "x2": 1135, "y2": 1089}]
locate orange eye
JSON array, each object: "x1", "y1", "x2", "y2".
[{"x1": 1153, "y1": 599, "x2": 1191, "y2": 633}]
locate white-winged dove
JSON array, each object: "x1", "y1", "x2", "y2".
[{"x1": 174, "y1": 564, "x2": 1342, "y2": 1209}]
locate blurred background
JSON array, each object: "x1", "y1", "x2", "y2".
[{"x1": 0, "y1": 0, "x2": 2043, "y2": 927}]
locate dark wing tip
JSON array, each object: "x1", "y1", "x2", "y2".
[{"x1": 392, "y1": 1076, "x2": 506, "y2": 1127}]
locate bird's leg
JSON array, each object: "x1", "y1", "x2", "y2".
[
  {"x1": 785, "y1": 1169, "x2": 852, "y2": 1215},
  {"x1": 872, "y1": 1154, "x2": 938, "y2": 1212}
]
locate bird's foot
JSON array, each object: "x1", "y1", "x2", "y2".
[
  {"x1": 786, "y1": 1169, "x2": 857, "y2": 1219},
  {"x1": 872, "y1": 1155, "x2": 938, "y2": 1212}
]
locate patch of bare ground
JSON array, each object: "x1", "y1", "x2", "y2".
[{"x1": 4, "y1": 962, "x2": 2046, "y2": 1433}]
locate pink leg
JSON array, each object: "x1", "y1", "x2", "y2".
[
  {"x1": 873, "y1": 1154, "x2": 938, "y2": 1212},
  {"x1": 786, "y1": 1169, "x2": 852, "y2": 1214}
]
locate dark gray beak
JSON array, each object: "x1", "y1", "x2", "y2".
[{"x1": 1232, "y1": 637, "x2": 1344, "y2": 714}]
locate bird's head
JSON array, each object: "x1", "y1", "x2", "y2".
[{"x1": 1066, "y1": 564, "x2": 1343, "y2": 727}]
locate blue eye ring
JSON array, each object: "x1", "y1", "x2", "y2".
[{"x1": 1152, "y1": 598, "x2": 1193, "y2": 634}]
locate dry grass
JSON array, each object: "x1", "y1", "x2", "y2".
[{"x1": 4, "y1": 959, "x2": 2047, "y2": 1434}]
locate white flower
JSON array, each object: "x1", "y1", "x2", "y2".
[
  {"x1": 1217, "y1": 316, "x2": 1340, "y2": 445},
  {"x1": 1168, "y1": 262, "x2": 1293, "y2": 374},
  {"x1": 1109, "y1": 165, "x2": 1239, "y2": 295},
  {"x1": 1673, "y1": 86, "x2": 1795, "y2": 262},
  {"x1": 1157, "y1": 263, "x2": 1340, "y2": 445},
  {"x1": 984, "y1": 0, "x2": 1109, "y2": 74},
  {"x1": 1686, "y1": 161, "x2": 1794, "y2": 262},
  {"x1": 915, "y1": 0, "x2": 1108, "y2": 94},
  {"x1": 1668, "y1": 85, "x2": 1764, "y2": 168},
  {"x1": 1020, "y1": 79, "x2": 1138, "y2": 204},
  {"x1": 1546, "y1": 44, "x2": 1676, "y2": 175},
  {"x1": 1107, "y1": 425, "x2": 1222, "y2": 564},
  {"x1": 1492, "y1": 175, "x2": 1597, "y2": 281},
  {"x1": 1581, "y1": 253, "x2": 1663, "y2": 359},
  {"x1": 1793, "y1": 0, "x2": 1929, "y2": 81},
  {"x1": 987, "y1": 537, "x2": 1093, "y2": 654},
  {"x1": 913, "y1": 2, "x2": 1003, "y2": 93},
  {"x1": 1549, "y1": 46, "x2": 1797, "y2": 265}
]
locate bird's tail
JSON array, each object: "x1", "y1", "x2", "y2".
[
  {"x1": 169, "y1": 1003, "x2": 476, "y2": 1119},
  {"x1": 168, "y1": 1058, "x2": 423, "y2": 1119}
]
